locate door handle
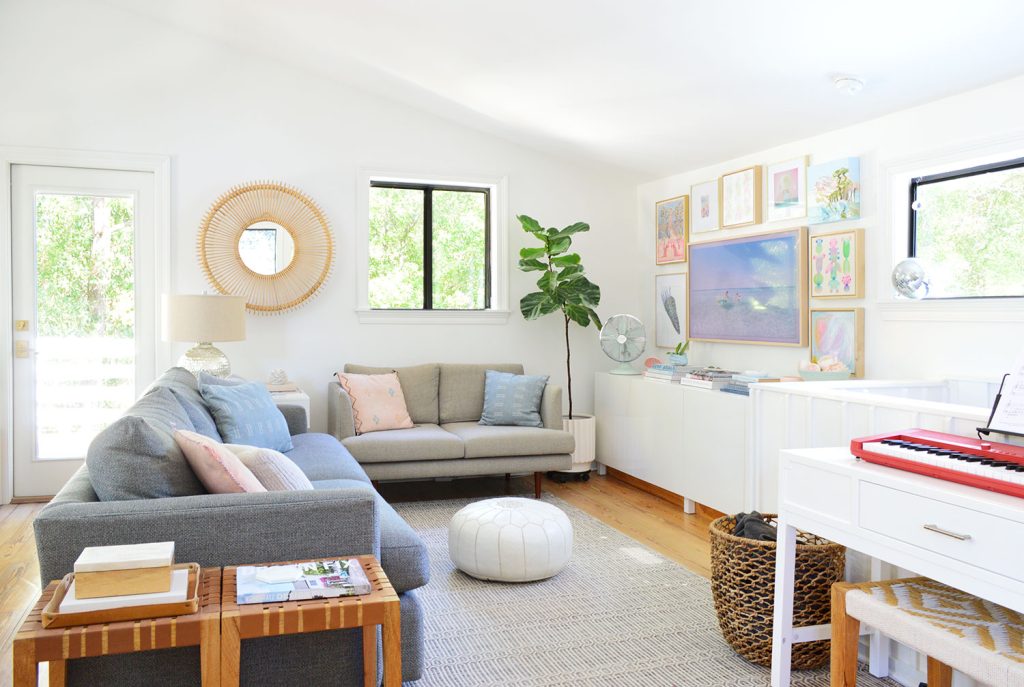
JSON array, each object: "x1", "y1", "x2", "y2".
[{"x1": 923, "y1": 523, "x2": 972, "y2": 541}]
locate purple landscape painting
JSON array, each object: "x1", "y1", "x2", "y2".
[{"x1": 688, "y1": 228, "x2": 807, "y2": 345}]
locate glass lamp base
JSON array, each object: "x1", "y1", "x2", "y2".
[{"x1": 178, "y1": 342, "x2": 231, "y2": 378}]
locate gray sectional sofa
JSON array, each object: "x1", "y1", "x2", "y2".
[
  {"x1": 33, "y1": 367, "x2": 428, "y2": 687},
  {"x1": 328, "y1": 363, "x2": 575, "y2": 496}
]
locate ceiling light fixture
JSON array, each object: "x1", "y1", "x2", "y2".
[{"x1": 833, "y1": 75, "x2": 865, "y2": 95}]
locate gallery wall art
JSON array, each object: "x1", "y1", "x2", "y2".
[
  {"x1": 688, "y1": 228, "x2": 807, "y2": 346},
  {"x1": 766, "y1": 157, "x2": 807, "y2": 222},
  {"x1": 719, "y1": 166, "x2": 762, "y2": 229},
  {"x1": 808, "y1": 157, "x2": 860, "y2": 224},
  {"x1": 810, "y1": 228, "x2": 864, "y2": 298},
  {"x1": 810, "y1": 307, "x2": 864, "y2": 376},
  {"x1": 655, "y1": 272, "x2": 687, "y2": 349},
  {"x1": 655, "y1": 194, "x2": 688, "y2": 264},
  {"x1": 690, "y1": 180, "x2": 719, "y2": 234}
]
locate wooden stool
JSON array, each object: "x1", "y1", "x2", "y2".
[{"x1": 831, "y1": 577, "x2": 1024, "y2": 687}]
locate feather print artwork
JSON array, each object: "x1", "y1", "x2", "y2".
[{"x1": 661, "y1": 288, "x2": 680, "y2": 334}]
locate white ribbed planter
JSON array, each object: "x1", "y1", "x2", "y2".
[{"x1": 562, "y1": 414, "x2": 595, "y2": 473}]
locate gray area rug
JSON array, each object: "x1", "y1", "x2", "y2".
[{"x1": 393, "y1": 495, "x2": 898, "y2": 687}]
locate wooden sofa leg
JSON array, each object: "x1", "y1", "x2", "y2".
[
  {"x1": 504, "y1": 473, "x2": 511, "y2": 481},
  {"x1": 831, "y1": 582, "x2": 859, "y2": 687},
  {"x1": 927, "y1": 657, "x2": 953, "y2": 687},
  {"x1": 533, "y1": 472, "x2": 542, "y2": 499}
]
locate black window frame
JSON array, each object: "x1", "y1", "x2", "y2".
[
  {"x1": 369, "y1": 180, "x2": 492, "y2": 311},
  {"x1": 908, "y1": 155, "x2": 1024, "y2": 300}
]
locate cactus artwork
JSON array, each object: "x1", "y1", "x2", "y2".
[{"x1": 810, "y1": 229, "x2": 862, "y2": 298}]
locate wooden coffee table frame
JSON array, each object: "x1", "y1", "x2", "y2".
[
  {"x1": 220, "y1": 555, "x2": 400, "y2": 687},
  {"x1": 13, "y1": 567, "x2": 222, "y2": 687}
]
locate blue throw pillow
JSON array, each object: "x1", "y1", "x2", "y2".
[
  {"x1": 479, "y1": 370, "x2": 549, "y2": 427},
  {"x1": 200, "y1": 381, "x2": 293, "y2": 452}
]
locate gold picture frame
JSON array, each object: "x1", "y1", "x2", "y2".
[
  {"x1": 655, "y1": 194, "x2": 689, "y2": 264},
  {"x1": 719, "y1": 166, "x2": 763, "y2": 229},
  {"x1": 810, "y1": 307, "x2": 865, "y2": 377},
  {"x1": 809, "y1": 228, "x2": 864, "y2": 298}
]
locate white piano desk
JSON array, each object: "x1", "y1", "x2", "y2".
[{"x1": 771, "y1": 447, "x2": 1024, "y2": 687}]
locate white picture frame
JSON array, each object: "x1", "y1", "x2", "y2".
[
  {"x1": 720, "y1": 166, "x2": 762, "y2": 229},
  {"x1": 766, "y1": 156, "x2": 807, "y2": 223},
  {"x1": 655, "y1": 272, "x2": 687, "y2": 349},
  {"x1": 690, "y1": 179, "x2": 719, "y2": 234}
]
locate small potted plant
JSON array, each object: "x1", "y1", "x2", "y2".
[{"x1": 668, "y1": 341, "x2": 689, "y2": 366}]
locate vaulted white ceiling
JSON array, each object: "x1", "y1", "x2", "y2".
[{"x1": 109, "y1": 0, "x2": 1024, "y2": 178}]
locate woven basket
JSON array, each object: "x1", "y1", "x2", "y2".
[{"x1": 709, "y1": 514, "x2": 845, "y2": 669}]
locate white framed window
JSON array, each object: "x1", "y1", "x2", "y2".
[{"x1": 356, "y1": 170, "x2": 509, "y2": 324}]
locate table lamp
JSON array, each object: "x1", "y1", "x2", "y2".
[{"x1": 163, "y1": 294, "x2": 246, "y2": 377}]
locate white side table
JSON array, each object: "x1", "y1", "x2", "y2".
[{"x1": 270, "y1": 389, "x2": 310, "y2": 428}]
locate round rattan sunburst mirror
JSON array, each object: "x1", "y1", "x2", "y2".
[{"x1": 198, "y1": 181, "x2": 334, "y2": 314}]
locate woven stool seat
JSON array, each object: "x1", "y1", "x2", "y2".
[{"x1": 836, "y1": 577, "x2": 1024, "y2": 687}]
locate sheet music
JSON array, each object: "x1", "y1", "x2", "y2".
[{"x1": 990, "y1": 349, "x2": 1024, "y2": 435}]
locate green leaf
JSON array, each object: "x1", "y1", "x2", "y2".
[
  {"x1": 518, "y1": 258, "x2": 547, "y2": 272},
  {"x1": 562, "y1": 277, "x2": 600, "y2": 307},
  {"x1": 519, "y1": 246, "x2": 547, "y2": 260},
  {"x1": 536, "y1": 270, "x2": 558, "y2": 292},
  {"x1": 520, "y1": 291, "x2": 559, "y2": 320},
  {"x1": 556, "y1": 265, "x2": 584, "y2": 281},
  {"x1": 554, "y1": 222, "x2": 590, "y2": 239},
  {"x1": 517, "y1": 215, "x2": 544, "y2": 236},
  {"x1": 564, "y1": 304, "x2": 590, "y2": 327},
  {"x1": 548, "y1": 237, "x2": 571, "y2": 255},
  {"x1": 551, "y1": 253, "x2": 580, "y2": 267},
  {"x1": 587, "y1": 308, "x2": 603, "y2": 329}
]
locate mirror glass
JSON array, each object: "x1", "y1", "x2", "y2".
[{"x1": 238, "y1": 221, "x2": 295, "y2": 275}]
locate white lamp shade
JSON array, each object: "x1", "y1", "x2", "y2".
[{"x1": 163, "y1": 294, "x2": 247, "y2": 343}]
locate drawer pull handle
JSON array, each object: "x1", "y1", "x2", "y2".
[{"x1": 923, "y1": 524, "x2": 972, "y2": 541}]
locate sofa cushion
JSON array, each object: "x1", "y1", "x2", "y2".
[
  {"x1": 173, "y1": 429, "x2": 266, "y2": 494},
  {"x1": 344, "y1": 363, "x2": 440, "y2": 425},
  {"x1": 441, "y1": 421, "x2": 575, "y2": 459},
  {"x1": 200, "y1": 381, "x2": 293, "y2": 452},
  {"x1": 438, "y1": 363, "x2": 524, "y2": 423},
  {"x1": 342, "y1": 424, "x2": 465, "y2": 463},
  {"x1": 146, "y1": 366, "x2": 222, "y2": 441},
  {"x1": 310, "y1": 478, "x2": 430, "y2": 593},
  {"x1": 86, "y1": 386, "x2": 206, "y2": 501},
  {"x1": 285, "y1": 432, "x2": 371, "y2": 484},
  {"x1": 337, "y1": 372, "x2": 415, "y2": 435},
  {"x1": 480, "y1": 370, "x2": 549, "y2": 427}
]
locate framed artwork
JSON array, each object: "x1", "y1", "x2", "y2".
[
  {"x1": 719, "y1": 166, "x2": 762, "y2": 229},
  {"x1": 766, "y1": 157, "x2": 807, "y2": 223},
  {"x1": 688, "y1": 228, "x2": 807, "y2": 346},
  {"x1": 810, "y1": 308, "x2": 865, "y2": 377},
  {"x1": 655, "y1": 195, "x2": 688, "y2": 264},
  {"x1": 810, "y1": 228, "x2": 864, "y2": 298},
  {"x1": 655, "y1": 272, "x2": 687, "y2": 349},
  {"x1": 808, "y1": 157, "x2": 861, "y2": 224},
  {"x1": 690, "y1": 180, "x2": 719, "y2": 234}
]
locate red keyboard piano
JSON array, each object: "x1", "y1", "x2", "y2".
[{"x1": 851, "y1": 429, "x2": 1024, "y2": 499}]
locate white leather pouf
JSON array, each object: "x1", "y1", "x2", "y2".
[{"x1": 448, "y1": 497, "x2": 573, "y2": 582}]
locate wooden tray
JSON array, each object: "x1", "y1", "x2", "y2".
[{"x1": 41, "y1": 562, "x2": 201, "y2": 628}]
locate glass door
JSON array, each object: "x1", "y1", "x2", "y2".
[{"x1": 11, "y1": 164, "x2": 156, "y2": 498}]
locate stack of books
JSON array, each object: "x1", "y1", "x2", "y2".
[
  {"x1": 722, "y1": 371, "x2": 781, "y2": 396},
  {"x1": 678, "y1": 367, "x2": 738, "y2": 390},
  {"x1": 644, "y1": 363, "x2": 692, "y2": 383}
]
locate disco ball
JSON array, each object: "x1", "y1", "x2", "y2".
[{"x1": 891, "y1": 258, "x2": 929, "y2": 299}]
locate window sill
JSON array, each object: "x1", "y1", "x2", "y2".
[
  {"x1": 877, "y1": 298, "x2": 1024, "y2": 322},
  {"x1": 355, "y1": 308, "x2": 512, "y2": 325}
]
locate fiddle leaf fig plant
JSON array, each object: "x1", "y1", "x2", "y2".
[{"x1": 517, "y1": 214, "x2": 602, "y2": 418}]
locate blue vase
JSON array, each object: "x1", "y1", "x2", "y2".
[{"x1": 667, "y1": 353, "x2": 688, "y2": 365}]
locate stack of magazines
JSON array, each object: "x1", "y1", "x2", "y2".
[
  {"x1": 679, "y1": 367, "x2": 738, "y2": 390},
  {"x1": 236, "y1": 559, "x2": 372, "y2": 605},
  {"x1": 721, "y1": 371, "x2": 780, "y2": 396},
  {"x1": 644, "y1": 362, "x2": 693, "y2": 383}
]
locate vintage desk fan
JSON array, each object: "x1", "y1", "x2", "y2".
[{"x1": 599, "y1": 314, "x2": 646, "y2": 375}]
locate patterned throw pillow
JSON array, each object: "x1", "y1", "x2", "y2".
[
  {"x1": 223, "y1": 444, "x2": 314, "y2": 491},
  {"x1": 336, "y1": 371, "x2": 415, "y2": 435},
  {"x1": 200, "y1": 381, "x2": 294, "y2": 452},
  {"x1": 173, "y1": 429, "x2": 267, "y2": 494},
  {"x1": 479, "y1": 370, "x2": 549, "y2": 427}
]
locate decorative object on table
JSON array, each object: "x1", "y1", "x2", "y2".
[
  {"x1": 655, "y1": 194, "x2": 689, "y2": 264},
  {"x1": 516, "y1": 214, "x2": 602, "y2": 419},
  {"x1": 643, "y1": 356, "x2": 663, "y2": 368},
  {"x1": 810, "y1": 228, "x2": 864, "y2": 298},
  {"x1": 73, "y1": 541, "x2": 175, "y2": 599},
  {"x1": 480, "y1": 370, "x2": 550, "y2": 427},
  {"x1": 722, "y1": 371, "x2": 781, "y2": 396},
  {"x1": 892, "y1": 257, "x2": 930, "y2": 299},
  {"x1": 448, "y1": 497, "x2": 573, "y2": 582},
  {"x1": 599, "y1": 313, "x2": 646, "y2": 375},
  {"x1": 690, "y1": 179, "x2": 719, "y2": 234},
  {"x1": 236, "y1": 558, "x2": 371, "y2": 604},
  {"x1": 809, "y1": 308, "x2": 864, "y2": 377},
  {"x1": 807, "y1": 157, "x2": 860, "y2": 224},
  {"x1": 267, "y1": 368, "x2": 299, "y2": 392},
  {"x1": 336, "y1": 371, "x2": 415, "y2": 434},
  {"x1": 655, "y1": 272, "x2": 688, "y2": 350},
  {"x1": 667, "y1": 340, "x2": 689, "y2": 366},
  {"x1": 765, "y1": 156, "x2": 807, "y2": 223},
  {"x1": 198, "y1": 180, "x2": 334, "y2": 314},
  {"x1": 162, "y1": 293, "x2": 246, "y2": 377},
  {"x1": 688, "y1": 228, "x2": 808, "y2": 346},
  {"x1": 709, "y1": 513, "x2": 845, "y2": 669},
  {"x1": 719, "y1": 166, "x2": 762, "y2": 229}
]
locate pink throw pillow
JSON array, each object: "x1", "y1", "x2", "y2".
[
  {"x1": 223, "y1": 444, "x2": 314, "y2": 491},
  {"x1": 173, "y1": 429, "x2": 267, "y2": 494},
  {"x1": 336, "y1": 371, "x2": 414, "y2": 435}
]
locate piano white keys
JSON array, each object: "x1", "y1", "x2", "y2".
[{"x1": 860, "y1": 440, "x2": 1024, "y2": 485}]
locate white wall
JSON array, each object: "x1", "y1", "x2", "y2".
[
  {"x1": 0, "y1": 0, "x2": 641, "y2": 430},
  {"x1": 638, "y1": 75, "x2": 1024, "y2": 383}
]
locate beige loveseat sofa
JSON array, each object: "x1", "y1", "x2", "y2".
[{"x1": 328, "y1": 363, "x2": 574, "y2": 497}]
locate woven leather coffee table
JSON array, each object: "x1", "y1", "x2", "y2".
[
  {"x1": 220, "y1": 555, "x2": 400, "y2": 687},
  {"x1": 13, "y1": 567, "x2": 222, "y2": 686}
]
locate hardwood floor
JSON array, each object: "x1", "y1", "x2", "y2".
[{"x1": 0, "y1": 473, "x2": 713, "y2": 684}]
